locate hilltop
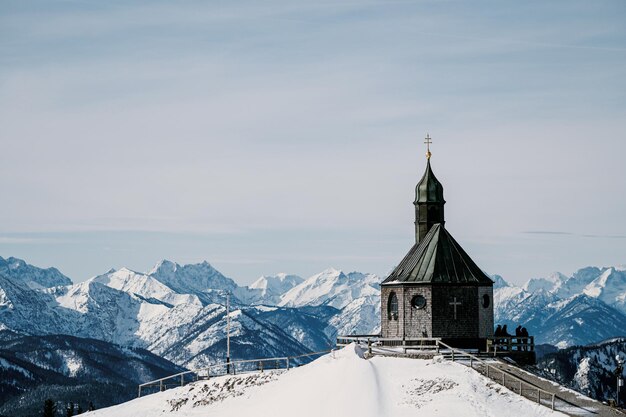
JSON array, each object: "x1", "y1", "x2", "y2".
[{"x1": 86, "y1": 345, "x2": 564, "y2": 417}]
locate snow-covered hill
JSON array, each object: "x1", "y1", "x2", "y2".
[{"x1": 86, "y1": 344, "x2": 565, "y2": 417}]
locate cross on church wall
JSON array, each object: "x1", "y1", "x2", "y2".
[{"x1": 449, "y1": 297, "x2": 461, "y2": 320}]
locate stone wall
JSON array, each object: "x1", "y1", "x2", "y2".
[
  {"x1": 402, "y1": 286, "x2": 433, "y2": 338},
  {"x1": 431, "y1": 286, "x2": 479, "y2": 339},
  {"x1": 478, "y1": 286, "x2": 494, "y2": 338},
  {"x1": 381, "y1": 284, "x2": 494, "y2": 341},
  {"x1": 381, "y1": 286, "x2": 402, "y2": 338}
]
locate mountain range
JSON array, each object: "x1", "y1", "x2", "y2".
[
  {"x1": 493, "y1": 267, "x2": 626, "y2": 348},
  {"x1": 1, "y1": 255, "x2": 625, "y2": 415},
  {"x1": 0, "y1": 258, "x2": 380, "y2": 370}
]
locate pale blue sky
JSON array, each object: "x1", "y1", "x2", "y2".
[{"x1": 1, "y1": 0, "x2": 625, "y2": 285}]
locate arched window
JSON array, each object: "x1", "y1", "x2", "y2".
[
  {"x1": 388, "y1": 292, "x2": 399, "y2": 320},
  {"x1": 482, "y1": 294, "x2": 490, "y2": 308}
]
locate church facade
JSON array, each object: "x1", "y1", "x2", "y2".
[{"x1": 380, "y1": 142, "x2": 494, "y2": 348}]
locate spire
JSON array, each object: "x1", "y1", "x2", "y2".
[
  {"x1": 414, "y1": 134, "x2": 445, "y2": 243},
  {"x1": 424, "y1": 133, "x2": 432, "y2": 160}
]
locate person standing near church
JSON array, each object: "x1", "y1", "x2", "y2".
[
  {"x1": 515, "y1": 326, "x2": 522, "y2": 351},
  {"x1": 521, "y1": 327, "x2": 529, "y2": 351}
]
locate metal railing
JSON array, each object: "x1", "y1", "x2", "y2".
[
  {"x1": 486, "y1": 336, "x2": 535, "y2": 353},
  {"x1": 335, "y1": 336, "x2": 555, "y2": 412},
  {"x1": 337, "y1": 335, "x2": 441, "y2": 354},
  {"x1": 436, "y1": 340, "x2": 554, "y2": 411},
  {"x1": 138, "y1": 349, "x2": 332, "y2": 398}
]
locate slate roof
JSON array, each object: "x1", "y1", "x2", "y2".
[{"x1": 382, "y1": 223, "x2": 493, "y2": 286}]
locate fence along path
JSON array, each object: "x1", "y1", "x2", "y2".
[
  {"x1": 138, "y1": 349, "x2": 332, "y2": 397},
  {"x1": 338, "y1": 336, "x2": 624, "y2": 417}
]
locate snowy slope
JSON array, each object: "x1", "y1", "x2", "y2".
[
  {"x1": 0, "y1": 256, "x2": 72, "y2": 289},
  {"x1": 0, "y1": 331, "x2": 183, "y2": 417},
  {"x1": 87, "y1": 345, "x2": 565, "y2": 417},
  {"x1": 535, "y1": 338, "x2": 626, "y2": 403},
  {"x1": 329, "y1": 294, "x2": 381, "y2": 337},
  {"x1": 150, "y1": 305, "x2": 320, "y2": 370},
  {"x1": 581, "y1": 267, "x2": 626, "y2": 312}
]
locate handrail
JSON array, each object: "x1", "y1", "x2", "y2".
[
  {"x1": 138, "y1": 349, "x2": 333, "y2": 397},
  {"x1": 486, "y1": 336, "x2": 535, "y2": 353},
  {"x1": 436, "y1": 340, "x2": 555, "y2": 411},
  {"x1": 335, "y1": 336, "x2": 554, "y2": 412}
]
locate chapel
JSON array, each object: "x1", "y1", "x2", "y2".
[{"x1": 380, "y1": 136, "x2": 494, "y2": 349}]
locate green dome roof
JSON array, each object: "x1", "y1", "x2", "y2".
[{"x1": 414, "y1": 160, "x2": 445, "y2": 204}]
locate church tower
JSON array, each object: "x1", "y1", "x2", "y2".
[
  {"x1": 414, "y1": 135, "x2": 445, "y2": 243},
  {"x1": 380, "y1": 135, "x2": 494, "y2": 349}
]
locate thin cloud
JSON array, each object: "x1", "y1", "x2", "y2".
[{"x1": 524, "y1": 231, "x2": 626, "y2": 239}]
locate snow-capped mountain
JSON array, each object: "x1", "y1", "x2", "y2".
[
  {"x1": 580, "y1": 266, "x2": 626, "y2": 313},
  {"x1": 278, "y1": 268, "x2": 379, "y2": 309},
  {"x1": 149, "y1": 260, "x2": 239, "y2": 305},
  {"x1": 522, "y1": 272, "x2": 568, "y2": 293},
  {"x1": 0, "y1": 256, "x2": 72, "y2": 289},
  {"x1": 248, "y1": 273, "x2": 304, "y2": 305},
  {"x1": 0, "y1": 330, "x2": 183, "y2": 417},
  {"x1": 91, "y1": 267, "x2": 203, "y2": 307}
]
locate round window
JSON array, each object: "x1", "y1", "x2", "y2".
[
  {"x1": 411, "y1": 295, "x2": 427, "y2": 309},
  {"x1": 482, "y1": 294, "x2": 490, "y2": 308}
]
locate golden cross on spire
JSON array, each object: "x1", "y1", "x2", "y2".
[{"x1": 424, "y1": 133, "x2": 432, "y2": 159}]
